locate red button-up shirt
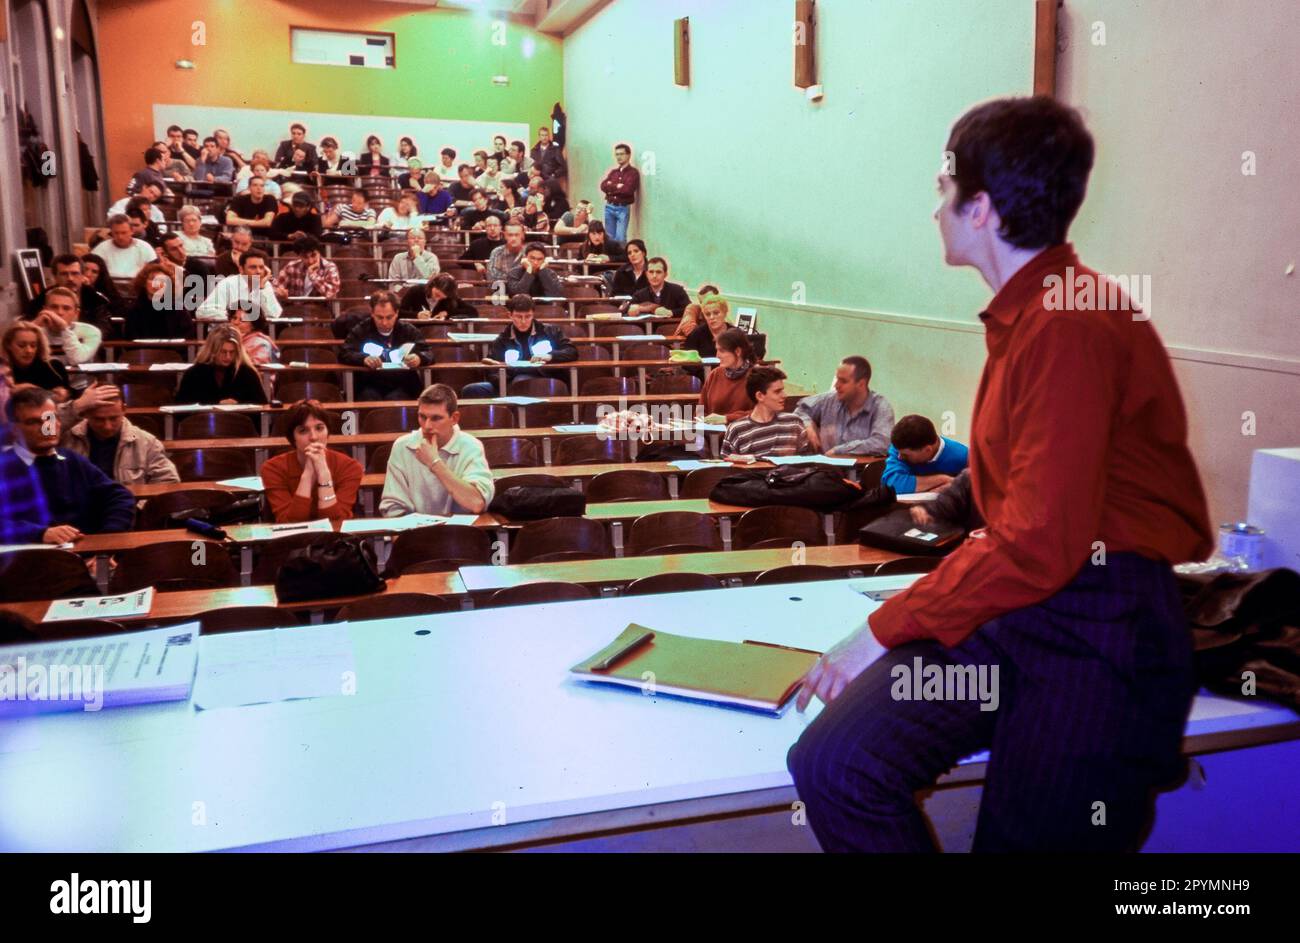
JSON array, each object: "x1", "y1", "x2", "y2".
[
  {"x1": 600, "y1": 164, "x2": 640, "y2": 205},
  {"x1": 870, "y1": 243, "x2": 1213, "y2": 649}
]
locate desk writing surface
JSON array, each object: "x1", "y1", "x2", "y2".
[{"x1": 5, "y1": 576, "x2": 1288, "y2": 852}]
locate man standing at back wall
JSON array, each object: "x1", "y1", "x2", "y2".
[
  {"x1": 599, "y1": 142, "x2": 640, "y2": 244},
  {"x1": 787, "y1": 97, "x2": 1213, "y2": 853}
]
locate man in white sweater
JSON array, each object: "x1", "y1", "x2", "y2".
[{"x1": 379, "y1": 384, "x2": 495, "y2": 517}]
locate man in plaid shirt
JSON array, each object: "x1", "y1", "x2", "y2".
[{"x1": 272, "y1": 235, "x2": 340, "y2": 300}]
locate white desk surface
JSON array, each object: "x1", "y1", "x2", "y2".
[{"x1": 2, "y1": 576, "x2": 1296, "y2": 853}]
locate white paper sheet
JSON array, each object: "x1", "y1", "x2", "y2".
[
  {"x1": 130, "y1": 338, "x2": 187, "y2": 343},
  {"x1": 158, "y1": 404, "x2": 212, "y2": 413},
  {"x1": 214, "y1": 403, "x2": 262, "y2": 412},
  {"x1": 449, "y1": 333, "x2": 487, "y2": 343},
  {"x1": 762, "y1": 454, "x2": 857, "y2": 467},
  {"x1": 491, "y1": 396, "x2": 547, "y2": 405},
  {"x1": 44, "y1": 588, "x2": 155, "y2": 623},
  {"x1": 147, "y1": 362, "x2": 191, "y2": 372},
  {"x1": 668, "y1": 460, "x2": 729, "y2": 471},
  {"x1": 0, "y1": 622, "x2": 199, "y2": 715},
  {"x1": 616, "y1": 334, "x2": 668, "y2": 341},
  {"x1": 552, "y1": 424, "x2": 603, "y2": 434},
  {"x1": 78, "y1": 363, "x2": 129, "y2": 372},
  {"x1": 248, "y1": 519, "x2": 334, "y2": 540},
  {"x1": 216, "y1": 476, "x2": 266, "y2": 491},
  {"x1": 896, "y1": 492, "x2": 940, "y2": 503},
  {"x1": 339, "y1": 514, "x2": 449, "y2": 534},
  {"x1": 192, "y1": 624, "x2": 355, "y2": 710},
  {"x1": 0, "y1": 542, "x2": 75, "y2": 552}
]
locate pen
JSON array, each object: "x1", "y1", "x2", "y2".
[
  {"x1": 590, "y1": 629, "x2": 655, "y2": 671},
  {"x1": 743, "y1": 640, "x2": 822, "y2": 656}
]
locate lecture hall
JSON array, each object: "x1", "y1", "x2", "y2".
[{"x1": 0, "y1": 0, "x2": 1297, "y2": 873}]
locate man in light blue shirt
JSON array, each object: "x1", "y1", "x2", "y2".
[
  {"x1": 794, "y1": 355, "x2": 895, "y2": 455},
  {"x1": 194, "y1": 136, "x2": 235, "y2": 184},
  {"x1": 880, "y1": 413, "x2": 969, "y2": 493}
]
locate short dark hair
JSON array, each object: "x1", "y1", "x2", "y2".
[
  {"x1": 369, "y1": 289, "x2": 399, "y2": 311},
  {"x1": 646, "y1": 256, "x2": 668, "y2": 273},
  {"x1": 840, "y1": 355, "x2": 871, "y2": 385},
  {"x1": 511, "y1": 139, "x2": 526, "y2": 153},
  {"x1": 144, "y1": 147, "x2": 164, "y2": 165},
  {"x1": 290, "y1": 122, "x2": 306, "y2": 133},
  {"x1": 507, "y1": 293, "x2": 534, "y2": 313},
  {"x1": 202, "y1": 136, "x2": 217, "y2": 146},
  {"x1": 626, "y1": 239, "x2": 647, "y2": 256},
  {"x1": 167, "y1": 124, "x2": 183, "y2": 135},
  {"x1": 441, "y1": 147, "x2": 457, "y2": 159},
  {"x1": 240, "y1": 248, "x2": 269, "y2": 269},
  {"x1": 471, "y1": 188, "x2": 488, "y2": 200},
  {"x1": 946, "y1": 96, "x2": 1095, "y2": 249},
  {"x1": 291, "y1": 234, "x2": 321, "y2": 256},
  {"x1": 745, "y1": 366, "x2": 786, "y2": 401},
  {"x1": 457, "y1": 163, "x2": 472, "y2": 174},
  {"x1": 51, "y1": 253, "x2": 81, "y2": 271},
  {"x1": 417, "y1": 383, "x2": 458, "y2": 414},
  {"x1": 615, "y1": 142, "x2": 632, "y2": 154},
  {"x1": 716, "y1": 327, "x2": 754, "y2": 363},
  {"x1": 160, "y1": 230, "x2": 183, "y2": 246},
  {"x1": 291, "y1": 191, "x2": 313, "y2": 208},
  {"x1": 587, "y1": 220, "x2": 605, "y2": 235},
  {"x1": 6, "y1": 383, "x2": 56, "y2": 423},
  {"x1": 524, "y1": 241, "x2": 547, "y2": 256},
  {"x1": 503, "y1": 219, "x2": 526, "y2": 233},
  {"x1": 283, "y1": 399, "x2": 333, "y2": 444},
  {"x1": 891, "y1": 414, "x2": 939, "y2": 451},
  {"x1": 321, "y1": 136, "x2": 339, "y2": 149},
  {"x1": 184, "y1": 128, "x2": 198, "y2": 137}
]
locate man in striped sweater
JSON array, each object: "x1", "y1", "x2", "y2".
[{"x1": 720, "y1": 367, "x2": 807, "y2": 461}]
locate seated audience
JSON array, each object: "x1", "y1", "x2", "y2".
[
  {"x1": 175, "y1": 325, "x2": 268, "y2": 405},
  {"x1": 273, "y1": 123, "x2": 318, "y2": 169},
  {"x1": 125, "y1": 200, "x2": 164, "y2": 247},
  {"x1": 670, "y1": 284, "x2": 720, "y2": 341},
  {"x1": 881, "y1": 414, "x2": 970, "y2": 493},
  {"x1": 3, "y1": 321, "x2": 70, "y2": 401},
  {"x1": 229, "y1": 306, "x2": 278, "y2": 369},
  {"x1": 156, "y1": 231, "x2": 215, "y2": 314},
  {"x1": 505, "y1": 242, "x2": 564, "y2": 298},
  {"x1": 126, "y1": 147, "x2": 172, "y2": 197},
  {"x1": 448, "y1": 164, "x2": 478, "y2": 203},
  {"x1": 108, "y1": 183, "x2": 166, "y2": 222},
  {"x1": 460, "y1": 294, "x2": 577, "y2": 398},
  {"x1": 698, "y1": 328, "x2": 757, "y2": 423},
  {"x1": 31, "y1": 288, "x2": 101, "y2": 390},
  {"x1": 92, "y1": 214, "x2": 157, "y2": 279},
  {"x1": 461, "y1": 216, "x2": 505, "y2": 270},
  {"x1": 531, "y1": 125, "x2": 567, "y2": 181},
  {"x1": 261, "y1": 399, "x2": 363, "y2": 523},
  {"x1": 2, "y1": 385, "x2": 135, "y2": 541},
  {"x1": 721, "y1": 367, "x2": 808, "y2": 461},
  {"x1": 176, "y1": 205, "x2": 217, "y2": 256},
  {"x1": 683, "y1": 295, "x2": 733, "y2": 358},
  {"x1": 199, "y1": 248, "x2": 282, "y2": 322},
  {"x1": 794, "y1": 355, "x2": 895, "y2": 455},
  {"x1": 459, "y1": 189, "x2": 508, "y2": 231},
  {"x1": 225, "y1": 174, "x2": 278, "y2": 228},
  {"x1": 323, "y1": 189, "x2": 377, "y2": 229},
  {"x1": 272, "y1": 236, "x2": 340, "y2": 301},
  {"x1": 340, "y1": 290, "x2": 433, "y2": 401},
  {"x1": 418, "y1": 175, "x2": 455, "y2": 219},
  {"x1": 396, "y1": 137, "x2": 419, "y2": 168},
  {"x1": 554, "y1": 199, "x2": 592, "y2": 240},
  {"x1": 165, "y1": 124, "x2": 196, "y2": 172},
  {"x1": 608, "y1": 239, "x2": 649, "y2": 296},
  {"x1": 270, "y1": 191, "x2": 325, "y2": 241},
  {"x1": 357, "y1": 135, "x2": 390, "y2": 177},
  {"x1": 542, "y1": 178, "x2": 570, "y2": 221},
  {"x1": 65, "y1": 393, "x2": 179, "y2": 485},
  {"x1": 376, "y1": 192, "x2": 422, "y2": 233},
  {"x1": 26, "y1": 254, "x2": 114, "y2": 332},
  {"x1": 486, "y1": 220, "x2": 529, "y2": 286},
  {"x1": 315, "y1": 137, "x2": 348, "y2": 178},
  {"x1": 389, "y1": 229, "x2": 441, "y2": 281},
  {"x1": 234, "y1": 158, "x2": 282, "y2": 199},
  {"x1": 436, "y1": 148, "x2": 459, "y2": 182},
  {"x1": 399, "y1": 273, "x2": 477, "y2": 320},
  {"x1": 79, "y1": 255, "x2": 124, "y2": 315},
  {"x1": 213, "y1": 128, "x2": 246, "y2": 171},
  {"x1": 379, "y1": 384, "x2": 494, "y2": 517},
  {"x1": 124, "y1": 263, "x2": 192, "y2": 340},
  {"x1": 580, "y1": 221, "x2": 624, "y2": 262},
  {"x1": 193, "y1": 136, "x2": 235, "y2": 186},
  {"x1": 215, "y1": 227, "x2": 253, "y2": 277},
  {"x1": 629, "y1": 256, "x2": 690, "y2": 316}
]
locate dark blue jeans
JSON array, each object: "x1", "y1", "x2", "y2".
[{"x1": 787, "y1": 553, "x2": 1196, "y2": 852}]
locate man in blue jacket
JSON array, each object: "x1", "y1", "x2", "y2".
[
  {"x1": 880, "y1": 413, "x2": 969, "y2": 493},
  {"x1": 2, "y1": 385, "x2": 135, "y2": 543}
]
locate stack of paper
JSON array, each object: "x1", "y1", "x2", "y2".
[
  {"x1": 763, "y1": 454, "x2": 856, "y2": 467},
  {"x1": 896, "y1": 492, "x2": 940, "y2": 503},
  {"x1": 491, "y1": 395, "x2": 547, "y2": 406},
  {"x1": 0, "y1": 622, "x2": 200, "y2": 715},
  {"x1": 553, "y1": 424, "x2": 603, "y2": 434},
  {"x1": 668, "y1": 459, "x2": 729, "y2": 471},
  {"x1": 44, "y1": 588, "x2": 155, "y2": 623},
  {"x1": 78, "y1": 363, "x2": 129, "y2": 373},
  {"x1": 248, "y1": 519, "x2": 334, "y2": 540},
  {"x1": 147, "y1": 362, "x2": 190, "y2": 372},
  {"x1": 159, "y1": 404, "x2": 213, "y2": 413}
]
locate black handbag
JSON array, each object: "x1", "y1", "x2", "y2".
[
  {"x1": 488, "y1": 485, "x2": 586, "y2": 521},
  {"x1": 166, "y1": 494, "x2": 263, "y2": 529},
  {"x1": 857, "y1": 506, "x2": 964, "y2": 556},
  {"x1": 274, "y1": 535, "x2": 386, "y2": 603},
  {"x1": 710, "y1": 466, "x2": 889, "y2": 511}
]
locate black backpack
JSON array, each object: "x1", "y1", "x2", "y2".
[
  {"x1": 857, "y1": 506, "x2": 964, "y2": 556},
  {"x1": 710, "y1": 465, "x2": 893, "y2": 512},
  {"x1": 489, "y1": 485, "x2": 587, "y2": 521},
  {"x1": 274, "y1": 535, "x2": 386, "y2": 603}
]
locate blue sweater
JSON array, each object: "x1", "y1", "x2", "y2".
[
  {"x1": 881, "y1": 437, "x2": 969, "y2": 494},
  {"x1": 1, "y1": 448, "x2": 135, "y2": 541}
]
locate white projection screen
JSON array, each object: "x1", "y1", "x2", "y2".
[{"x1": 153, "y1": 104, "x2": 529, "y2": 167}]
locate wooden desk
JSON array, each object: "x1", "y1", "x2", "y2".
[
  {"x1": 458, "y1": 544, "x2": 899, "y2": 594},
  {"x1": 4, "y1": 569, "x2": 467, "y2": 628}
]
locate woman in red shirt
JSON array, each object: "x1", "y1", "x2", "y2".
[
  {"x1": 698, "y1": 327, "x2": 756, "y2": 423},
  {"x1": 261, "y1": 400, "x2": 363, "y2": 522}
]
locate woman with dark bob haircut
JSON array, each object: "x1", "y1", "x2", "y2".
[{"x1": 260, "y1": 400, "x2": 363, "y2": 522}]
